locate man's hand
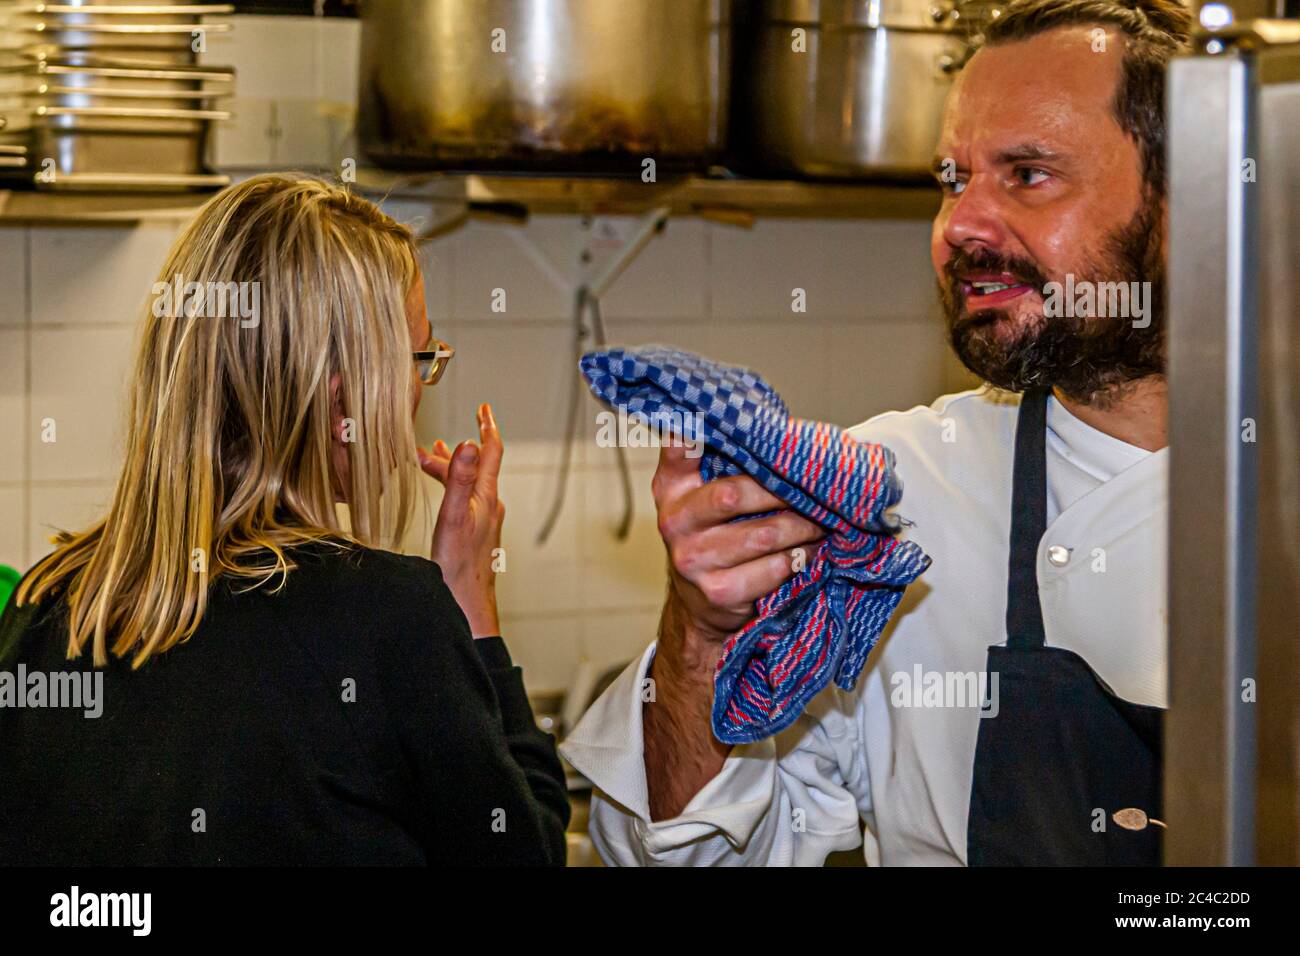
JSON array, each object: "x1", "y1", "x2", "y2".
[
  {"x1": 644, "y1": 444, "x2": 824, "y2": 821},
  {"x1": 654, "y1": 445, "x2": 826, "y2": 644},
  {"x1": 419, "y1": 403, "x2": 505, "y2": 639}
]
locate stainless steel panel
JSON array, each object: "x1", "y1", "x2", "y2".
[
  {"x1": 1253, "y1": 49, "x2": 1300, "y2": 867},
  {"x1": 1166, "y1": 35, "x2": 1300, "y2": 866},
  {"x1": 1166, "y1": 51, "x2": 1256, "y2": 869}
]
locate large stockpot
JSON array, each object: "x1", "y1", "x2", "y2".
[
  {"x1": 731, "y1": 0, "x2": 974, "y2": 179},
  {"x1": 358, "y1": 0, "x2": 731, "y2": 173}
]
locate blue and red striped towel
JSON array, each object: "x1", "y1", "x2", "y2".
[{"x1": 580, "y1": 346, "x2": 931, "y2": 744}]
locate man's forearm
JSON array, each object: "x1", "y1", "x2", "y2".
[{"x1": 643, "y1": 594, "x2": 732, "y2": 821}]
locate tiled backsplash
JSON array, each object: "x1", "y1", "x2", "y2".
[
  {"x1": 205, "y1": 15, "x2": 361, "y2": 171},
  {"x1": 0, "y1": 14, "x2": 977, "y2": 694}
]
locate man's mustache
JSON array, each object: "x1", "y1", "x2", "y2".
[{"x1": 942, "y1": 248, "x2": 1052, "y2": 302}]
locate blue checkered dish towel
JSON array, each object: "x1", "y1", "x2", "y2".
[{"x1": 580, "y1": 346, "x2": 931, "y2": 744}]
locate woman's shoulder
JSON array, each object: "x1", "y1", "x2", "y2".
[
  {"x1": 0, "y1": 564, "x2": 72, "y2": 668},
  {"x1": 259, "y1": 542, "x2": 471, "y2": 647},
  {"x1": 264, "y1": 541, "x2": 454, "y2": 609},
  {"x1": 294, "y1": 540, "x2": 443, "y2": 585},
  {"x1": 260, "y1": 542, "x2": 480, "y2": 684}
]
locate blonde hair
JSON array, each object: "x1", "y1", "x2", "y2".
[{"x1": 18, "y1": 174, "x2": 422, "y2": 667}]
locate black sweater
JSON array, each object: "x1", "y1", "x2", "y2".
[{"x1": 0, "y1": 544, "x2": 570, "y2": 866}]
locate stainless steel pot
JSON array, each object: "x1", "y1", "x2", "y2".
[
  {"x1": 30, "y1": 123, "x2": 213, "y2": 175},
  {"x1": 25, "y1": 104, "x2": 225, "y2": 180},
  {"x1": 358, "y1": 0, "x2": 731, "y2": 173},
  {"x1": 731, "y1": 0, "x2": 974, "y2": 179}
]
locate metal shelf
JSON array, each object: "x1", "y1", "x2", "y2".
[
  {"x1": 354, "y1": 169, "x2": 942, "y2": 224},
  {"x1": 0, "y1": 170, "x2": 942, "y2": 226},
  {"x1": 0, "y1": 189, "x2": 215, "y2": 224}
]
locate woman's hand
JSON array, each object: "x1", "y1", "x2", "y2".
[{"x1": 418, "y1": 403, "x2": 505, "y2": 639}]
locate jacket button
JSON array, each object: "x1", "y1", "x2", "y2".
[{"x1": 1047, "y1": 545, "x2": 1070, "y2": 566}]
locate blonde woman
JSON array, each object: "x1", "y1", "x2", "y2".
[{"x1": 0, "y1": 175, "x2": 568, "y2": 866}]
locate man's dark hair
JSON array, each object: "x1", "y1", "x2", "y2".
[{"x1": 979, "y1": 0, "x2": 1194, "y2": 196}]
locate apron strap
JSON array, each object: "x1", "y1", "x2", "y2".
[{"x1": 1005, "y1": 388, "x2": 1051, "y2": 650}]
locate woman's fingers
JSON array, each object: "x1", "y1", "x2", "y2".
[
  {"x1": 420, "y1": 406, "x2": 500, "y2": 501},
  {"x1": 435, "y1": 440, "x2": 480, "y2": 527},
  {"x1": 475, "y1": 403, "x2": 503, "y2": 500},
  {"x1": 417, "y1": 443, "x2": 452, "y2": 483}
]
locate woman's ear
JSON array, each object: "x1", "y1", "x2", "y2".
[{"x1": 329, "y1": 372, "x2": 347, "y2": 444}]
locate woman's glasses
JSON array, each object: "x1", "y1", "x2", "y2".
[{"x1": 413, "y1": 339, "x2": 454, "y2": 386}]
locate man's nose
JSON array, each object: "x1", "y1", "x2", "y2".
[{"x1": 941, "y1": 175, "x2": 1009, "y2": 251}]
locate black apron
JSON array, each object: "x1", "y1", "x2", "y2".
[{"x1": 966, "y1": 388, "x2": 1164, "y2": 866}]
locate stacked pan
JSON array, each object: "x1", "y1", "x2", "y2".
[{"x1": 0, "y1": 2, "x2": 234, "y2": 191}]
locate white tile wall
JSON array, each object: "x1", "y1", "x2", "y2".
[
  {"x1": 708, "y1": 219, "x2": 942, "y2": 321},
  {"x1": 383, "y1": 198, "x2": 455, "y2": 329},
  {"x1": 1, "y1": 230, "x2": 28, "y2": 574},
  {"x1": 436, "y1": 322, "x2": 581, "y2": 468},
  {"x1": 213, "y1": 96, "x2": 274, "y2": 169},
  {"x1": 493, "y1": 467, "x2": 584, "y2": 615},
  {"x1": 30, "y1": 225, "x2": 180, "y2": 327},
  {"x1": 207, "y1": 15, "x2": 362, "y2": 172},
  {"x1": 212, "y1": 18, "x2": 318, "y2": 101},
  {"x1": 0, "y1": 329, "x2": 25, "y2": 485},
  {"x1": 579, "y1": 610, "x2": 663, "y2": 675},
  {"x1": 597, "y1": 217, "x2": 709, "y2": 322},
  {"x1": 577, "y1": 456, "x2": 668, "y2": 615},
  {"x1": 0, "y1": 486, "x2": 24, "y2": 572},
  {"x1": 315, "y1": 18, "x2": 362, "y2": 108},
  {"x1": 29, "y1": 327, "x2": 135, "y2": 483},
  {"x1": 0, "y1": 230, "x2": 27, "y2": 327},
  {"x1": 499, "y1": 613, "x2": 585, "y2": 694},
  {"x1": 446, "y1": 217, "x2": 577, "y2": 322},
  {"x1": 28, "y1": 483, "x2": 115, "y2": 565}
]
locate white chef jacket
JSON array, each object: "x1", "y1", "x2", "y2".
[{"x1": 560, "y1": 387, "x2": 1168, "y2": 866}]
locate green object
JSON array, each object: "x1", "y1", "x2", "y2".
[{"x1": 0, "y1": 565, "x2": 19, "y2": 614}]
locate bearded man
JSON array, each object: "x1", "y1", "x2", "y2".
[{"x1": 562, "y1": 0, "x2": 1193, "y2": 866}]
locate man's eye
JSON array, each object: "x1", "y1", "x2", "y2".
[
  {"x1": 939, "y1": 178, "x2": 967, "y2": 195},
  {"x1": 1015, "y1": 167, "x2": 1050, "y2": 186}
]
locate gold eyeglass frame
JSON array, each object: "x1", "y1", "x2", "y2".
[{"x1": 413, "y1": 339, "x2": 454, "y2": 386}]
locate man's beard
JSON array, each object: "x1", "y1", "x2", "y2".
[{"x1": 939, "y1": 195, "x2": 1166, "y2": 407}]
